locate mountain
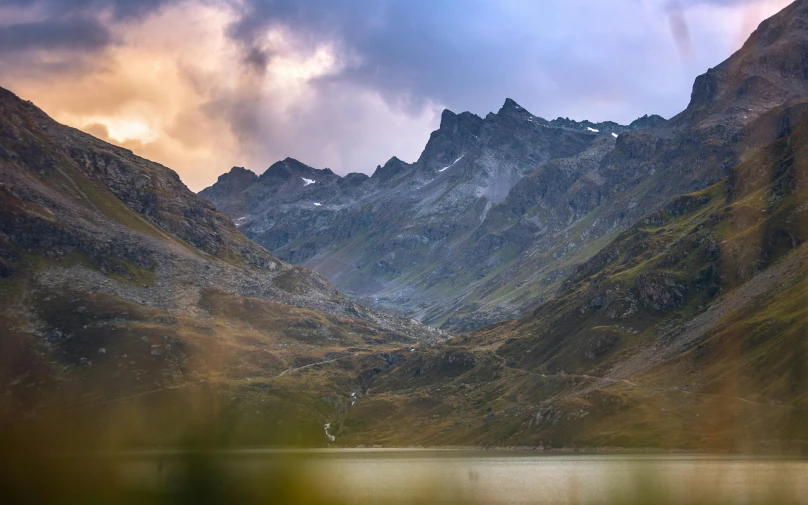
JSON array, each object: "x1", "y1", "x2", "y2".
[
  {"x1": 335, "y1": 97, "x2": 808, "y2": 450},
  {"x1": 3, "y1": 0, "x2": 807, "y2": 452},
  {"x1": 200, "y1": 101, "x2": 665, "y2": 331},
  {"x1": 0, "y1": 86, "x2": 442, "y2": 445},
  {"x1": 548, "y1": 113, "x2": 666, "y2": 134},
  {"x1": 201, "y1": 1, "x2": 808, "y2": 334},
  {"x1": 195, "y1": 0, "x2": 808, "y2": 449}
]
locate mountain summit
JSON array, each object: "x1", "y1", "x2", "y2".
[{"x1": 200, "y1": 100, "x2": 653, "y2": 328}]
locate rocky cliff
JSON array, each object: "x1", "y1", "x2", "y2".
[{"x1": 200, "y1": 99, "x2": 663, "y2": 330}]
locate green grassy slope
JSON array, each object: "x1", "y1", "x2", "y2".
[
  {"x1": 331, "y1": 104, "x2": 808, "y2": 450},
  {"x1": 0, "y1": 86, "x2": 441, "y2": 448}
]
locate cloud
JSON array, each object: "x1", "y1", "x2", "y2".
[
  {"x1": 0, "y1": 0, "x2": 175, "y2": 20},
  {"x1": 667, "y1": 1, "x2": 697, "y2": 64},
  {"x1": 0, "y1": 18, "x2": 111, "y2": 52},
  {"x1": 0, "y1": 1, "x2": 441, "y2": 190},
  {"x1": 0, "y1": 0, "x2": 795, "y2": 191}
]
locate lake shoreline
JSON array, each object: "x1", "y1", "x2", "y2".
[{"x1": 76, "y1": 445, "x2": 808, "y2": 460}]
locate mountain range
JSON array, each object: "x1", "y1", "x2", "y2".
[
  {"x1": 201, "y1": 1, "x2": 808, "y2": 337},
  {"x1": 1, "y1": 0, "x2": 807, "y2": 450},
  {"x1": 200, "y1": 104, "x2": 667, "y2": 332}
]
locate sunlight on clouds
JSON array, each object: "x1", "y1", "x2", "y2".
[
  {"x1": 270, "y1": 45, "x2": 340, "y2": 92},
  {"x1": 2, "y1": 1, "x2": 245, "y2": 189},
  {"x1": 81, "y1": 117, "x2": 159, "y2": 143},
  {"x1": 1, "y1": 0, "x2": 437, "y2": 190},
  {"x1": 260, "y1": 27, "x2": 344, "y2": 89},
  {"x1": 0, "y1": 0, "x2": 791, "y2": 191}
]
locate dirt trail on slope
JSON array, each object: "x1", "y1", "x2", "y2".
[{"x1": 277, "y1": 355, "x2": 354, "y2": 377}]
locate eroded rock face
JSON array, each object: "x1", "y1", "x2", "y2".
[
  {"x1": 197, "y1": 166, "x2": 258, "y2": 218},
  {"x1": 201, "y1": 99, "x2": 662, "y2": 330},
  {"x1": 635, "y1": 273, "x2": 689, "y2": 311}
]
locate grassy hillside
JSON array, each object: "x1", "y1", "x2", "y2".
[
  {"x1": 0, "y1": 86, "x2": 441, "y2": 448},
  {"x1": 330, "y1": 104, "x2": 808, "y2": 450}
]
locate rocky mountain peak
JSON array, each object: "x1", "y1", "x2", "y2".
[
  {"x1": 372, "y1": 156, "x2": 410, "y2": 182},
  {"x1": 219, "y1": 166, "x2": 257, "y2": 185},
  {"x1": 498, "y1": 97, "x2": 524, "y2": 114},
  {"x1": 419, "y1": 110, "x2": 484, "y2": 170},
  {"x1": 747, "y1": 0, "x2": 808, "y2": 50},
  {"x1": 343, "y1": 172, "x2": 370, "y2": 185},
  {"x1": 684, "y1": 0, "x2": 808, "y2": 121},
  {"x1": 262, "y1": 158, "x2": 306, "y2": 179},
  {"x1": 687, "y1": 66, "x2": 722, "y2": 111},
  {"x1": 438, "y1": 108, "x2": 484, "y2": 132},
  {"x1": 198, "y1": 167, "x2": 258, "y2": 213},
  {"x1": 490, "y1": 98, "x2": 550, "y2": 127},
  {"x1": 201, "y1": 88, "x2": 661, "y2": 328},
  {"x1": 439, "y1": 108, "x2": 458, "y2": 127},
  {"x1": 628, "y1": 114, "x2": 666, "y2": 130},
  {"x1": 256, "y1": 157, "x2": 337, "y2": 187}
]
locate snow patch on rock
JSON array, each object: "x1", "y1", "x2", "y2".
[{"x1": 439, "y1": 156, "x2": 464, "y2": 172}]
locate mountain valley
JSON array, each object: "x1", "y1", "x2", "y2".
[
  {"x1": 201, "y1": 0, "x2": 808, "y2": 334},
  {"x1": 1, "y1": 0, "x2": 808, "y2": 453}
]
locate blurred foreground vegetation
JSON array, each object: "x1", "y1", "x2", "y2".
[{"x1": 1, "y1": 413, "x2": 806, "y2": 505}]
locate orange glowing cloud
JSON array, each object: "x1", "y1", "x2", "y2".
[
  {"x1": 0, "y1": 0, "x2": 795, "y2": 192},
  {"x1": 1, "y1": 1, "x2": 440, "y2": 191}
]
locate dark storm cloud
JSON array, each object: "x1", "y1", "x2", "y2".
[
  {"x1": 0, "y1": 0, "x2": 175, "y2": 19},
  {"x1": 0, "y1": 0, "x2": 791, "y2": 187},
  {"x1": 243, "y1": 46, "x2": 271, "y2": 73},
  {"x1": 0, "y1": 18, "x2": 111, "y2": 52},
  {"x1": 218, "y1": 0, "x2": 793, "y2": 123},
  {"x1": 667, "y1": 1, "x2": 696, "y2": 62},
  {"x1": 0, "y1": 0, "x2": 781, "y2": 116},
  {"x1": 223, "y1": 0, "x2": 532, "y2": 115},
  {"x1": 0, "y1": 0, "x2": 178, "y2": 52}
]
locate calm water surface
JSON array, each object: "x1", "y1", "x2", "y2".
[{"x1": 118, "y1": 449, "x2": 808, "y2": 504}]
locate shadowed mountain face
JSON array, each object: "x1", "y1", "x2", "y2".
[
  {"x1": 201, "y1": 0, "x2": 808, "y2": 334},
  {"x1": 0, "y1": 86, "x2": 442, "y2": 442}
]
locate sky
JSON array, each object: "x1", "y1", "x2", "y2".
[{"x1": 0, "y1": 0, "x2": 794, "y2": 191}]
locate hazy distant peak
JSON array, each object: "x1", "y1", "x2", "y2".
[
  {"x1": 371, "y1": 156, "x2": 410, "y2": 181},
  {"x1": 499, "y1": 97, "x2": 525, "y2": 113},
  {"x1": 222, "y1": 165, "x2": 257, "y2": 180},
  {"x1": 628, "y1": 114, "x2": 666, "y2": 130}
]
